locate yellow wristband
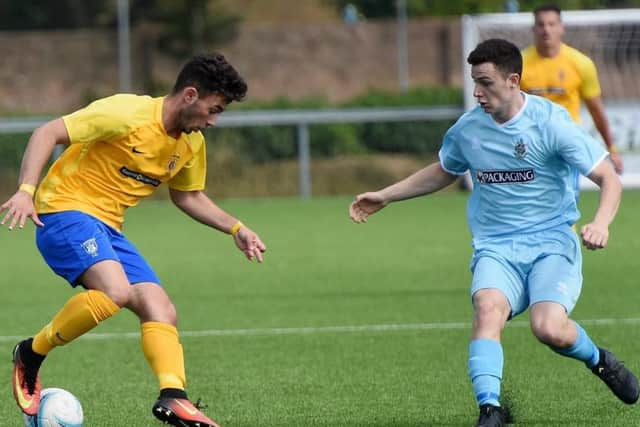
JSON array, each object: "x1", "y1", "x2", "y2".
[
  {"x1": 230, "y1": 221, "x2": 244, "y2": 236},
  {"x1": 19, "y1": 183, "x2": 36, "y2": 197},
  {"x1": 608, "y1": 145, "x2": 618, "y2": 154}
]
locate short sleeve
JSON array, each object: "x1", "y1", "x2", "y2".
[
  {"x1": 576, "y1": 55, "x2": 601, "y2": 100},
  {"x1": 550, "y1": 109, "x2": 607, "y2": 176},
  {"x1": 62, "y1": 96, "x2": 133, "y2": 145},
  {"x1": 438, "y1": 128, "x2": 468, "y2": 175},
  {"x1": 169, "y1": 137, "x2": 207, "y2": 191}
]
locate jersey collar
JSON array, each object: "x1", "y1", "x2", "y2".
[{"x1": 491, "y1": 92, "x2": 528, "y2": 128}]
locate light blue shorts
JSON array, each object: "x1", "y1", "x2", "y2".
[
  {"x1": 36, "y1": 210, "x2": 160, "y2": 287},
  {"x1": 470, "y1": 225, "x2": 582, "y2": 318}
]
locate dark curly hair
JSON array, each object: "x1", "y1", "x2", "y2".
[
  {"x1": 467, "y1": 38, "x2": 522, "y2": 78},
  {"x1": 172, "y1": 53, "x2": 247, "y2": 103}
]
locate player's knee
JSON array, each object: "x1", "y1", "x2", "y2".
[
  {"x1": 165, "y1": 302, "x2": 177, "y2": 326},
  {"x1": 150, "y1": 302, "x2": 177, "y2": 326},
  {"x1": 148, "y1": 298, "x2": 177, "y2": 325},
  {"x1": 530, "y1": 319, "x2": 571, "y2": 347},
  {"x1": 473, "y1": 289, "x2": 510, "y2": 323},
  {"x1": 130, "y1": 297, "x2": 177, "y2": 325},
  {"x1": 103, "y1": 285, "x2": 131, "y2": 308},
  {"x1": 473, "y1": 297, "x2": 509, "y2": 329}
]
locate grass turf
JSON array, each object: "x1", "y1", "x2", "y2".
[{"x1": 1, "y1": 191, "x2": 639, "y2": 426}]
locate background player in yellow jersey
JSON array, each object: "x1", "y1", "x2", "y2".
[
  {"x1": 0, "y1": 53, "x2": 265, "y2": 427},
  {"x1": 521, "y1": 4, "x2": 623, "y2": 174}
]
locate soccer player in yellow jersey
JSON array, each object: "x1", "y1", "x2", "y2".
[
  {"x1": 521, "y1": 4, "x2": 623, "y2": 175},
  {"x1": 0, "y1": 53, "x2": 265, "y2": 427}
]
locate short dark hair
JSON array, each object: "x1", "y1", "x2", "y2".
[
  {"x1": 172, "y1": 53, "x2": 247, "y2": 103},
  {"x1": 533, "y1": 4, "x2": 562, "y2": 17},
  {"x1": 467, "y1": 38, "x2": 522, "y2": 78}
]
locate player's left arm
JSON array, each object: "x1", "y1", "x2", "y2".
[
  {"x1": 169, "y1": 188, "x2": 266, "y2": 262},
  {"x1": 584, "y1": 96, "x2": 623, "y2": 174},
  {"x1": 581, "y1": 160, "x2": 622, "y2": 250}
]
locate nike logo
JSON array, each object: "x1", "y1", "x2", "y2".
[
  {"x1": 56, "y1": 331, "x2": 68, "y2": 343},
  {"x1": 132, "y1": 147, "x2": 145, "y2": 154},
  {"x1": 14, "y1": 370, "x2": 34, "y2": 409},
  {"x1": 174, "y1": 398, "x2": 199, "y2": 416}
]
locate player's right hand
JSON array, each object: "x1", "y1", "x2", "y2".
[
  {"x1": 349, "y1": 192, "x2": 387, "y2": 223},
  {"x1": 0, "y1": 191, "x2": 44, "y2": 230}
]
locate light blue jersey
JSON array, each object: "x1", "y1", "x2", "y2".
[{"x1": 439, "y1": 93, "x2": 607, "y2": 240}]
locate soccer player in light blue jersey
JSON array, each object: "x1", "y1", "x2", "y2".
[{"x1": 349, "y1": 38, "x2": 638, "y2": 427}]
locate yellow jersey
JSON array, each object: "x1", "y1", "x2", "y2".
[
  {"x1": 36, "y1": 94, "x2": 207, "y2": 230},
  {"x1": 521, "y1": 43, "x2": 601, "y2": 122}
]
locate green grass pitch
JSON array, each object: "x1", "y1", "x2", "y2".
[{"x1": 1, "y1": 191, "x2": 639, "y2": 426}]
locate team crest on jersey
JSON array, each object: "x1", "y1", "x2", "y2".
[
  {"x1": 514, "y1": 139, "x2": 527, "y2": 159},
  {"x1": 558, "y1": 69, "x2": 565, "y2": 81},
  {"x1": 168, "y1": 154, "x2": 180, "y2": 171},
  {"x1": 81, "y1": 238, "x2": 99, "y2": 257}
]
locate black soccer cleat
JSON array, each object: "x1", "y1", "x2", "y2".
[
  {"x1": 474, "y1": 404, "x2": 511, "y2": 427},
  {"x1": 591, "y1": 347, "x2": 640, "y2": 404}
]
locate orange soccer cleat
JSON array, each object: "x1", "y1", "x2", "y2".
[
  {"x1": 12, "y1": 339, "x2": 42, "y2": 416},
  {"x1": 152, "y1": 397, "x2": 221, "y2": 427}
]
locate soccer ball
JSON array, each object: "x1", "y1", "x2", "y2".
[{"x1": 22, "y1": 388, "x2": 84, "y2": 427}]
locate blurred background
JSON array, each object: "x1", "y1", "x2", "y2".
[
  {"x1": 1, "y1": 0, "x2": 639, "y2": 199},
  {"x1": 3, "y1": 4, "x2": 640, "y2": 426}
]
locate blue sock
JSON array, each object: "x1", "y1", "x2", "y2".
[
  {"x1": 551, "y1": 322, "x2": 600, "y2": 368},
  {"x1": 468, "y1": 339, "x2": 503, "y2": 407}
]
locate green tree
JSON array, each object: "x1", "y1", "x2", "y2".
[
  {"x1": 0, "y1": 0, "x2": 241, "y2": 56},
  {"x1": 129, "y1": 0, "x2": 241, "y2": 58},
  {"x1": 0, "y1": 0, "x2": 110, "y2": 30},
  {"x1": 125, "y1": 0, "x2": 241, "y2": 93}
]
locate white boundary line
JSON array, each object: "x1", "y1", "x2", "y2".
[{"x1": 1, "y1": 317, "x2": 639, "y2": 343}]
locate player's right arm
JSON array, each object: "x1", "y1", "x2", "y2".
[
  {"x1": 350, "y1": 123, "x2": 465, "y2": 223},
  {"x1": 583, "y1": 96, "x2": 623, "y2": 174},
  {"x1": 575, "y1": 51, "x2": 623, "y2": 174},
  {"x1": 349, "y1": 162, "x2": 457, "y2": 223},
  {"x1": 0, "y1": 118, "x2": 69, "y2": 230}
]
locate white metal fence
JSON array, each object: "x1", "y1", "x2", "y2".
[{"x1": 0, "y1": 106, "x2": 463, "y2": 198}]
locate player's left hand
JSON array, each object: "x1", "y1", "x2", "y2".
[
  {"x1": 610, "y1": 152, "x2": 624, "y2": 175},
  {"x1": 233, "y1": 226, "x2": 267, "y2": 262},
  {"x1": 580, "y1": 222, "x2": 609, "y2": 250}
]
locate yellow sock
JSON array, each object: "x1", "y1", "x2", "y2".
[
  {"x1": 32, "y1": 290, "x2": 120, "y2": 355},
  {"x1": 141, "y1": 322, "x2": 186, "y2": 391}
]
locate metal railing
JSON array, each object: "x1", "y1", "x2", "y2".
[{"x1": 0, "y1": 106, "x2": 463, "y2": 198}]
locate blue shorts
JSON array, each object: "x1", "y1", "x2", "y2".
[
  {"x1": 470, "y1": 225, "x2": 582, "y2": 318},
  {"x1": 36, "y1": 211, "x2": 160, "y2": 287}
]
